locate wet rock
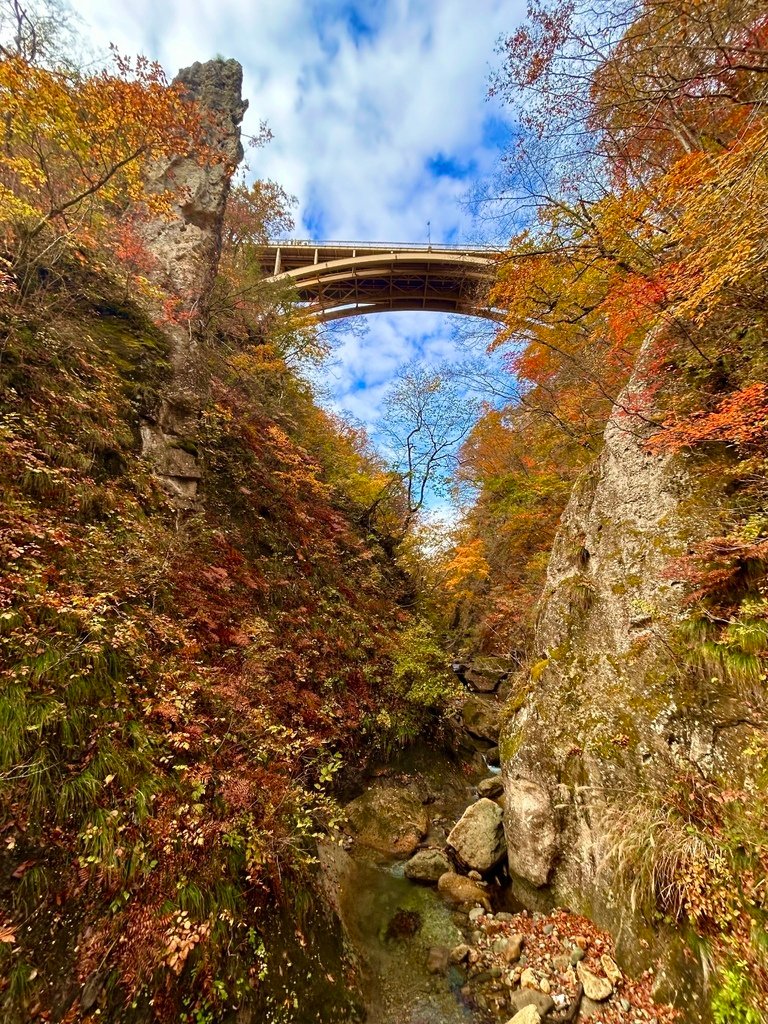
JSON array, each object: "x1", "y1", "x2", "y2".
[
  {"x1": 503, "y1": 778, "x2": 557, "y2": 887},
  {"x1": 577, "y1": 962, "x2": 613, "y2": 1001},
  {"x1": 508, "y1": 988, "x2": 555, "y2": 1016},
  {"x1": 426, "y1": 946, "x2": 450, "y2": 974},
  {"x1": 506, "y1": 1008, "x2": 541, "y2": 1024},
  {"x1": 477, "y1": 776, "x2": 504, "y2": 799},
  {"x1": 345, "y1": 781, "x2": 428, "y2": 856},
  {"x1": 437, "y1": 871, "x2": 492, "y2": 910},
  {"x1": 462, "y1": 697, "x2": 501, "y2": 742},
  {"x1": 447, "y1": 798, "x2": 506, "y2": 873},
  {"x1": 403, "y1": 847, "x2": 449, "y2": 883},
  {"x1": 384, "y1": 908, "x2": 421, "y2": 942}
]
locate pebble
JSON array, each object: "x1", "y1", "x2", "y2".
[
  {"x1": 577, "y1": 962, "x2": 614, "y2": 1002},
  {"x1": 543, "y1": 923, "x2": 554, "y2": 935},
  {"x1": 468, "y1": 906, "x2": 485, "y2": 923},
  {"x1": 449, "y1": 943, "x2": 470, "y2": 964},
  {"x1": 520, "y1": 967, "x2": 538, "y2": 989},
  {"x1": 468, "y1": 870, "x2": 483, "y2": 881},
  {"x1": 504, "y1": 933, "x2": 524, "y2": 963},
  {"x1": 620, "y1": 997, "x2": 632, "y2": 1012},
  {"x1": 601, "y1": 953, "x2": 623, "y2": 985},
  {"x1": 570, "y1": 947, "x2": 586, "y2": 965},
  {"x1": 539, "y1": 977, "x2": 551, "y2": 994}
]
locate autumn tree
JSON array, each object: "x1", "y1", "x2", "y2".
[
  {"x1": 379, "y1": 365, "x2": 478, "y2": 537},
  {"x1": 0, "y1": 44, "x2": 213, "y2": 290},
  {"x1": 447, "y1": 2, "x2": 768, "y2": 1009}
]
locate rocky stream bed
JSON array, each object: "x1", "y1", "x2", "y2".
[{"x1": 315, "y1": 691, "x2": 679, "y2": 1024}]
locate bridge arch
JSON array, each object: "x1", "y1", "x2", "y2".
[{"x1": 261, "y1": 241, "x2": 502, "y2": 323}]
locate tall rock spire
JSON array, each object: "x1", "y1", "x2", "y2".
[{"x1": 139, "y1": 58, "x2": 247, "y2": 500}]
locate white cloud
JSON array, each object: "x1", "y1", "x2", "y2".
[{"x1": 70, "y1": 0, "x2": 521, "y2": 454}]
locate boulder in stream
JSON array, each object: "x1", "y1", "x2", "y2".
[
  {"x1": 345, "y1": 781, "x2": 429, "y2": 856},
  {"x1": 436, "y1": 871, "x2": 492, "y2": 910},
  {"x1": 404, "y1": 848, "x2": 450, "y2": 883},
  {"x1": 461, "y1": 697, "x2": 501, "y2": 743},
  {"x1": 447, "y1": 797, "x2": 506, "y2": 873}
]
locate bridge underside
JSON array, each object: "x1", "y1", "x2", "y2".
[{"x1": 261, "y1": 242, "x2": 501, "y2": 323}]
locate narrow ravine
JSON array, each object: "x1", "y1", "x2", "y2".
[
  {"x1": 319, "y1": 738, "x2": 495, "y2": 1024},
  {"x1": 310, "y1": 684, "x2": 678, "y2": 1024}
]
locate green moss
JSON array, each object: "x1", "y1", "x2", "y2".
[
  {"x1": 172, "y1": 437, "x2": 200, "y2": 457},
  {"x1": 499, "y1": 728, "x2": 525, "y2": 763},
  {"x1": 711, "y1": 963, "x2": 763, "y2": 1023}
]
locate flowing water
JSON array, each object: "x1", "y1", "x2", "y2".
[{"x1": 315, "y1": 741, "x2": 497, "y2": 1024}]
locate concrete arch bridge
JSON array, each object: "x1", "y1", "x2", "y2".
[{"x1": 261, "y1": 240, "x2": 502, "y2": 323}]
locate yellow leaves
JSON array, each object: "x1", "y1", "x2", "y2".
[
  {"x1": 0, "y1": 51, "x2": 207, "y2": 246},
  {"x1": 443, "y1": 538, "x2": 490, "y2": 598},
  {"x1": 655, "y1": 121, "x2": 768, "y2": 327}
]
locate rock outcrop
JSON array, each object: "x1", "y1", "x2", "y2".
[
  {"x1": 499, "y1": 339, "x2": 745, "y2": 1018},
  {"x1": 139, "y1": 58, "x2": 247, "y2": 500},
  {"x1": 462, "y1": 696, "x2": 501, "y2": 744}
]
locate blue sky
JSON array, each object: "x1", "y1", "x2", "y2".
[{"x1": 71, "y1": 0, "x2": 524, "y2": 435}]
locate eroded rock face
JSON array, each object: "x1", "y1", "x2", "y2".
[
  {"x1": 344, "y1": 781, "x2": 429, "y2": 857},
  {"x1": 499, "y1": 337, "x2": 742, "y2": 1015},
  {"x1": 447, "y1": 798, "x2": 506, "y2": 874},
  {"x1": 139, "y1": 58, "x2": 247, "y2": 500}
]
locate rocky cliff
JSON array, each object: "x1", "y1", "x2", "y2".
[
  {"x1": 139, "y1": 58, "x2": 247, "y2": 499},
  {"x1": 499, "y1": 343, "x2": 761, "y2": 1020}
]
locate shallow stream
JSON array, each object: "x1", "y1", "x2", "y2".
[{"x1": 318, "y1": 741, "x2": 500, "y2": 1024}]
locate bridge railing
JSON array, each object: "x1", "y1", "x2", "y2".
[{"x1": 265, "y1": 238, "x2": 502, "y2": 253}]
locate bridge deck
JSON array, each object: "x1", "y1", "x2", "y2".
[{"x1": 260, "y1": 240, "x2": 501, "y2": 322}]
